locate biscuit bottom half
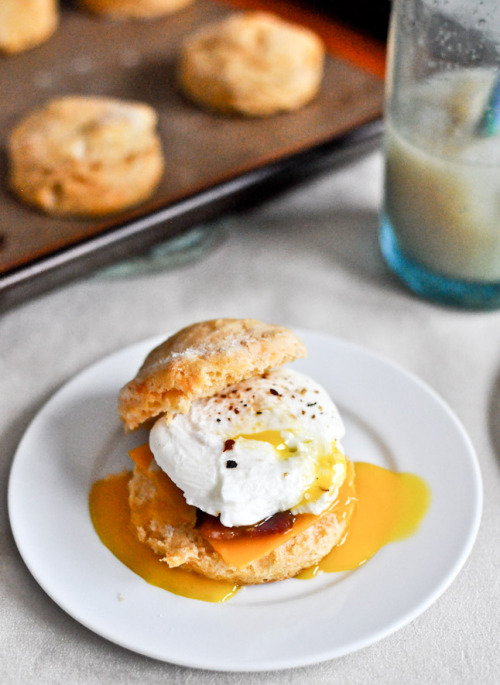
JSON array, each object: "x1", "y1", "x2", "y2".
[{"x1": 128, "y1": 446, "x2": 356, "y2": 585}]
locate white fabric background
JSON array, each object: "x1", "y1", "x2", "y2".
[{"x1": 1, "y1": 151, "x2": 499, "y2": 683}]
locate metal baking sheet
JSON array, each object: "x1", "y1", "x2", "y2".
[{"x1": 0, "y1": 0, "x2": 384, "y2": 309}]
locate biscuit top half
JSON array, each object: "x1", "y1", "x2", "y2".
[{"x1": 118, "y1": 318, "x2": 307, "y2": 431}]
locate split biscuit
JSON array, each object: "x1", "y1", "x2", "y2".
[
  {"x1": 118, "y1": 318, "x2": 307, "y2": 431},
  {"x1": 0, "y1": 0, "x2": 58, "y2": 55},
  {"x1": 128, "y1": 456, "x2": 355, "y2": 584},
  {"x1": 8, "y1": 95, "x2": 164, "y2": 217},
  {"x1": 177, "y1": 11, "x2": 325, "y2": 117},
  {"x1": 79, "y1": 0, "x2": 193, "y2": 19}
]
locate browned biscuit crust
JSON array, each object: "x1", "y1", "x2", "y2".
[
  {"x1": 128, "y1": 459, "x2": 355, "y2": 584},
  {"x1": 79, "y1": 0, "x2": 193, "y2": 18},
  {"x1": 8, "y1": 95, "x2": 164, "y2": 216},
  {"x1": 178, "y1": 11, "x2": 325, "y2": 117},
  {"x1": 118, "y1": 318, "x2": 307, "y2": 431},
  {"x1": 0, "y1": 0, "x2": 58, "y2": 54}
]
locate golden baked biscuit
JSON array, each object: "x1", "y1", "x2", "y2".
[
  {"x1": 79, "y1": 0, "x2": 193, "y2": 19},
  {"x1": 177, "y1": 11, "x2": 325, "y2": 117},
  {"x1": 0, "y1": 0, "x2": 58, "y2": 55},
  {"x1": 8, "y1": 96, "x2": 164, "y2": 216},
  {"x1": 118, "y1": 318, "x2": 307, "y2": 431},
  {"x1": 128, "y1": 455, "x2": 355, "y2": 584}
]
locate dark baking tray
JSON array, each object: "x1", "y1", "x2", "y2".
[{"x1": 0, "y1": 0, "x2": 385, "y2": 309}]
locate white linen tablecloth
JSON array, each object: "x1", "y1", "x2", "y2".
[{"x1": 1, "y1": 151, "x2": 499, "y2": 684}]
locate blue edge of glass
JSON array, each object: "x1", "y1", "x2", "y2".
[{"x1": 380, "y1": 217, "x2": 500, "y2": 310}]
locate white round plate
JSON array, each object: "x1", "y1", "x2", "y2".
[{"x1": 8, "y1": 330, "x2": 482, "y2": 672}]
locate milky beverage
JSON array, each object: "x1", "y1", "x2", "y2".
[{"x1": 383, "y1": 69, "x2": 500, "y2": 281}]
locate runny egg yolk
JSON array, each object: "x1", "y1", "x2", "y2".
[
  {"x1": 297, "y1": 462, "x2": 430, "y2": 578},
  {"x1": 233, "y1": 430, "x2": 299, "y2": 457},
  {"x1": 232, "y1": 429, "x2": 345, "y2": 509},
  {"x1": 89, "y1": 452, "x2": 430, "y2": 603},
  {"x1": 298, "y1": 448, "x2": 345, "y2": 506},
  {"x1": 89, "y1": 471, "x2": 238, "y2": 603}
]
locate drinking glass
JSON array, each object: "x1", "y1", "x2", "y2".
[{"x1": 380, "y1": 0, "x2": 500, "y2": 308}]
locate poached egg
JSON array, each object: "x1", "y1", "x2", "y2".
[{"x1": 149, "y1": 367, "x2": 346, "y2": 527}]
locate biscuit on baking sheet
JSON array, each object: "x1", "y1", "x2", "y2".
[
  {"x1": 79, "y1": 0, "x2": 194, "y2": 19},
  {"x1": 0, "y1": 0, "x2": 58, "y2": 55},
  {"x1": 128, "y1": 456, "x2": 355, "y2": 584},
  {"x1": 177, "y1": 11, "x2": 325, "y2": 117},
  {"x1": 118, "y1": 318, "x2": 307, "y2": 431},
  {"x1": 8, "y1": 96, "x2": 164, "y2": 217}
]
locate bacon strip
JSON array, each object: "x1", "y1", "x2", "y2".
[{"x1": 197, "y1": 510, "x2": 295, "y2": 540}]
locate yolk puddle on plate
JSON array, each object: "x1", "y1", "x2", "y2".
[
  {"x1": 89, "y1": 471, "x2": 238, "y2": 603},
  {"x1": 89, "y1": 461, "x2": 430, "y2": 602},
  {"x1": 297, "y1": 462, "x2": 431, "y2": 578}
]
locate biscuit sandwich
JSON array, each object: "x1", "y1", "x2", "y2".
[{"x1": 118, "y1": 318, "x2": 356, "y2": 585}]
